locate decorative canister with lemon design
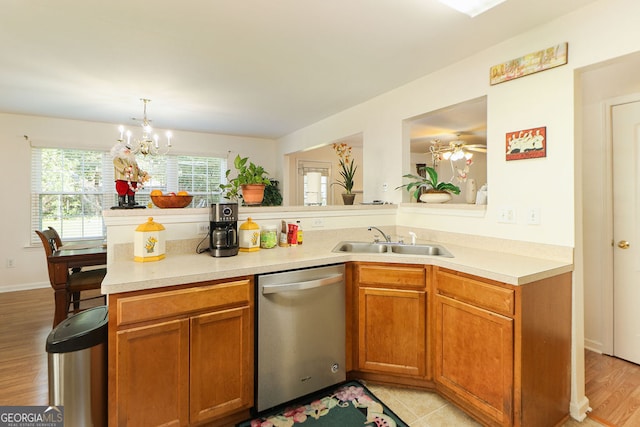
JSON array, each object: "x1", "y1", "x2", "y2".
[
  {"x1": 134, "y1": 217, "x2": 166, "y2": 262},
  {"x1": 239, "y1": 217, "x2": 261, "y2": 252}
]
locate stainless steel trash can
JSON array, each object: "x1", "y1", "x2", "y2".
[{"x1": 46, "y1": 306, "x2": 108, "y2": 427}]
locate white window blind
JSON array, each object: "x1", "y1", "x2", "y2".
[
  {"x1": 177, "y1": 155, "x2": 227, "y2": 208},
  {"x1": 31, "y1": 148, "x2": 227, "y2": 244},
  {"x1": 134, "y1": 155, "x2": 171, "y2": 209},
  {"x1": 31, "y1": 147, "x2": 112, "y2": 244}
]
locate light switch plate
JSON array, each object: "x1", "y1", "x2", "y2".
[
  {"x1": 527, "y1": 208, "x2": 541, "y2": 225},
  {"x1": 498, "y1": 207, "x2": 516, "y2": 224}
]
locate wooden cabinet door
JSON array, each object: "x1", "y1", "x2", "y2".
[
  {"x1": 434, "y1": 294, "x2": 514, "y2": 426},
  {"x1": 358, "y1": 286, "x2": 427, "y2": 377},
  {"x1": 190, "y1": 306, "x2": 253, "y2": 424},
  {"x1": 115, "y1": 318, "x2": 190, "y2": 427}
]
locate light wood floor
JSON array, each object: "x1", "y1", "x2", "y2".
[
  {"x1": 0, "y1": 287, "x2": 637, "y2": 426},
  {"x1": 0, "y1": 287, "x2": 103, "y2": 406},
  {"x1": 585, "y1": 348, "x2": 640, "y2": 426}
]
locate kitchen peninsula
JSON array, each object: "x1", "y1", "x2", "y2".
[{"x1": 103, "y1": 205, "x2": 573, "y2": 427}]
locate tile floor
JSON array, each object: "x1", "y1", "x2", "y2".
[{"x1": 364, "y1": 382, "x2": 604, "y2": 427}]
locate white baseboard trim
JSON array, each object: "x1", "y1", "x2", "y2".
[
  {"x1": 570, "y1": 395, "x2": 591, "y2": 422},
  {"x1": 584, "y1": 339, "x2": 603, "y2": 354},
  {"x1": 0, "y1": 282, "x2": 49, "y2": 293}
]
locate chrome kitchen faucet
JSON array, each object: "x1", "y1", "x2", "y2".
[{"x1": 367, "y1": 226, "x2": 392, "y2": 242}]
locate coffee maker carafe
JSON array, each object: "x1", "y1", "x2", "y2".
[{"x1": 209, "y1": 202, "x2": 239, "y2": 257}]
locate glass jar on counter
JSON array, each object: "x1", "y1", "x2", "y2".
[{"x1": 260, "y1": 225, "x2": 278, "y2": 249}]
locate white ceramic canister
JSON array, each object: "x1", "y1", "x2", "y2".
[
  {"x1": 239, "y1": 217, "x2": 261, "y2": 252},
  {"x1": 134, "y1": 217, "x2": 166, "y2": 262}
]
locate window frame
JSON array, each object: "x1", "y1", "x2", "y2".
[{"x1": 31, "y1": 147, "x2": 226, "y2": 245}]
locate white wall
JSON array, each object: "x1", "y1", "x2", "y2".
[
  {"x1": 0, "y1": 113, "x2": 277, "y2": 291},
  {"x1": 277, "y1": 0, "x2": 640, "y2": 249}
]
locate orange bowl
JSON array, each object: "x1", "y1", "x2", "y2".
[{"x1": 150, "y1": 195, "x2": 193, "y2": 208}]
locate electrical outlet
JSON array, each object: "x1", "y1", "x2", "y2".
[
  {"x1": 527, "y1": 207, "x2": 541, "y2": 225},
  {"x1": 197, "y1": 223, "x2": 209, "y2": 234},
  {"x1": 498, "y1": 207, "x2": 516, "y2": 224},
  {"x1": 382, "y1": 183, "x2": 389, "y2": 192},
  {"x1": 312, "y1": 218, "x2": 324, "y2": 228},
  {"x1": 6, "y1": 258, "x2": 15, "y2": 268}
]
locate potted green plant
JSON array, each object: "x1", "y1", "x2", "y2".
[
  {"x1": 331, "y1": 143, "x2": 358, "y2": 205},
  {"x1": 262, "y1": 179, "x2": 283, "y2": 206},
  {"x1": 396, "y1": 166, "x2": 460, "y2": 203},
  {"x1": 219, "y1": 154, "x2": 271, "y2": 205}
]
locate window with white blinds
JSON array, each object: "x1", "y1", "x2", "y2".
[
  {"x1": 176, "y1": 155, "x2": 228, "y2": 206},
  {"x1": 31, "y1": 147, "x2": 227, "y2": 244}
]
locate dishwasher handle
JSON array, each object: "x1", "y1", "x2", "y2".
[{"x1": 261, "y1": 273, "x2": 343, "y2": 295}]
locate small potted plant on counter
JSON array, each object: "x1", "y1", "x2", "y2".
[
  {"x1": 396, "y1": 165, "x2": 460, "y2": 203},
  {"x1": 220, "y1": 154, "x2": 271, "y2": 205}
]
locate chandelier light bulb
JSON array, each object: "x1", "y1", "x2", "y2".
[{"x1": 116, "y1": 99, "x2": 172, "y2": 156}]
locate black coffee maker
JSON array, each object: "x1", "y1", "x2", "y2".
[{"x1": 209, "y1": 202, "x2": 239, "y2": 257}]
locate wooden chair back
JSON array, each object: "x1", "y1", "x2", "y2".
[
  {"x1": 35, "y1": 227, "x2": 62, "y2": 256},
  {"x1": 35, "y1": 227, "x2": 66, "y2": 287},
  {"x1": 35, "y1": 227, "x2": 106, "y2": 327}
]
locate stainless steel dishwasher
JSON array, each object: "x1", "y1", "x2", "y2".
[{"x1": 256, "y1": 264, "x2": 345, "y2": 412}]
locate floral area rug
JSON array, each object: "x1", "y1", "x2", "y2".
[{"x1": 237, "y1": 381, "x2": 408, "y2": 427}]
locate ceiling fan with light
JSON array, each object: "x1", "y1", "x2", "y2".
[
  {"x1": 427, "y1": 134, "x2": 487, "y2": 183},
  {"x1": 428, "y1": 134, "x2": 486, "y2": 166}
]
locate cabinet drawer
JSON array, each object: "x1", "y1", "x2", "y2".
[
  {"x1": 357, "y1": 264, "x2": 426, "y2": 289},
  {"x1": 435, "y1": 270, "x2": 514, "y2": 317},
  {"x1": 116, "y1": 278, "x2": 252, "y2": 327}
]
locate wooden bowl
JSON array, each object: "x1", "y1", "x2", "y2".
[{"x1": 150, "y1": 195, "x2": 193, "y2": 208}]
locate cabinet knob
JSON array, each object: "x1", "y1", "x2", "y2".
[{"x1": 617, "y1": 240, "x2": 630, "y2": 249}]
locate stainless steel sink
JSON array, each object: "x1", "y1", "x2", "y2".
[
  {"x1": 332, "y1": 242, "x2": 390, "y2": 254},
  {"x1": 332, "y1": 241, "x2": 453, "y2": 257},
  {"x1": 390, "y1": 244, "x2": 453, "y2": 257}
]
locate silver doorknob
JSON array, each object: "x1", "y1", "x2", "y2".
[{"x1": 618, "y1": 240, "x2": 630, "y2": 249}]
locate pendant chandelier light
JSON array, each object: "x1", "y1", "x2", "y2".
[{"x1": 117, "y1": 98, "x2": 172, "y2": 156}]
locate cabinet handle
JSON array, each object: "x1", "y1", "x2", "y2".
[{"x1": 262, "y1": 274, "x2": 343, "y2": 294}]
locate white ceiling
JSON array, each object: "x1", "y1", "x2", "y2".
[
  {"x1": 409, "y1": 96, "x2": 487, "y2": 153},
  {"x1": 0, "y1": 0, "x2": 597, "y2": 139}
]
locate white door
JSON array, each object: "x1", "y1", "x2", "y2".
[{"x1": 612, "y1": 100, "x2": 640, "y2": 364}]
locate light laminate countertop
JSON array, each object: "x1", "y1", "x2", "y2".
[{"x1": 101, "y1": 237, "x2": 573, "y2": 295}]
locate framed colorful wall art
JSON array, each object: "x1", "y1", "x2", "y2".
[
  {"x1": 490, "y1": 43, "x2": 568, "y2": 85},
  {"x1": 506, "y1": 127, "x2": 546, "y2": 161}
]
